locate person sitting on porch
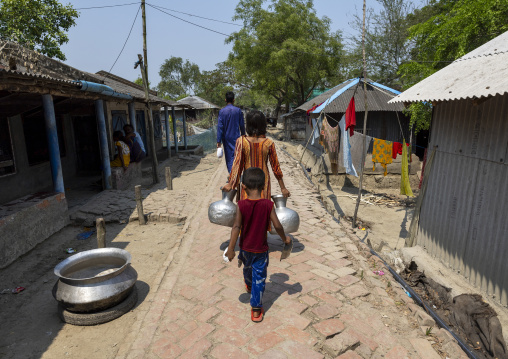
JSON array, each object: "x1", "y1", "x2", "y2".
[
  {"x1": 124, "y1": 134, "x2": 146, "y2": 163},
  {"x1": 123, "y1": 124, "x2": 146, "y2": 154},
  {"x1": 110, "y1": 131, "x2": 130, "y2": 171}
]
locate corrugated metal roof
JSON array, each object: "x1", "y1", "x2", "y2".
[
  {"x1": 299, "y1": 78, "x2": 403, "y2": 114},
  {"x1": 390, "y1": 30, "x2": 508, "y2": 103},
  {"x1": 0, "y1": 67, "x2": 80, "y2": 86},
  {"x1": 94, "y1": 71, "x2": 183, "y2": 107},
  {"x1": 315, "y1": 82, "x2": 404, "y2": 113},
  {"x1": 177, "y1": 95, "x2": 219, "y2": 109},
  {"x1": 296, "y1": 79, "x2": 357, "y2": 111}
]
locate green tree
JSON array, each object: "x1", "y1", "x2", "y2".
[
  {"x1": 134, "y1": 77, "x2": 143, "y2": 86},
  {"x1": 0, "y1": 0, "x2": 78, "y2": 60},
  {"x1": 197, "y1": 66, "x2": 234, "y2": 107},
  {"x1": 157, "y1": 56, "x2": 201, "y2": 99},
  {"x1": 400, "y1": 0, "x2": 508, "y2": 132},
  {"x1": 349, "y1": 0, "x2": 415, "y2": 90},
  {"x1": 227, "y1": 0, "x2": 343, "y2": 115}
]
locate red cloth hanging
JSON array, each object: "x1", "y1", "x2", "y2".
[
  {"x1": 306, "y1": 103, "x2": 322, "y2": 125},
  {"x1": 392, "y1": 142, "x2": 410, "y2": 159},
  {"x1": 345, "y1": 97, "x2": 356, "y2": 136}
]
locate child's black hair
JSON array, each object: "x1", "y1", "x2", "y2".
[
  {"x1": 243, "y1": 167, "x2": 265, "y2": 191},
  {"x1": 246, "y1": 110, "x2": 267, "y2": 137},
  {"x1": 113, "y1": 130, "x2": 123, "y2": 139}
]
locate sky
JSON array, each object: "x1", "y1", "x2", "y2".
[{"x1": 60, "y1": 1, "x2": 387, "y2": 87}]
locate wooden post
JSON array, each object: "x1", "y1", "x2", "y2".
[
  {"x1": 352, "y1": 0, "x2": 369, "y2": 228},
  {"x1": 96, "y1": 218, "x2": 106, "y2": 248},
  {"x1": 135, "y1": 185, "x2": 147, "y2": 225},
  {"x1": 136, "y1": 54, "x2": 159, "y2": 184},
  {"x1": 141, "y1": 0, "x2": 148, "y2": 78},
  {"x1": 165, "y1": 167, "x2": 172, "y2": 190},
  {"x1": 183, "y1": 109, "x2": 188, "y2": 150}
]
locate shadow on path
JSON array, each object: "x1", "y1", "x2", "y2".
[{"x1": 238, "y1": 273, "x2": 302, "y2": 313}]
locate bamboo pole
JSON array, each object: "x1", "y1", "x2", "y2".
[{"x1": 352, "y1": 0, "x2": 369, "y2": 228}]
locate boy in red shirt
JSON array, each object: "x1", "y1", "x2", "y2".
[{"x1": 225, "y1": 167, "x2": 291, "y2": 322}]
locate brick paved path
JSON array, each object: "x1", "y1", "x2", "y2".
[{"x1": 115, "y1": 147, "x2": 462, "y2": 359}]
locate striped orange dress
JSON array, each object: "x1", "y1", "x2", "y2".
[{"x1": 228, "y1": 136, "x2": 283, "y2": 201}]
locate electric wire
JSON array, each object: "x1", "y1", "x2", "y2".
[
  {"x1": 102, "y1": 5, "x2": 141, "y2": 81},
  {"x1": 147, "y1": 3, "x2": 231, "y2": 37},
  {"x1": 146, "y1": 3, "x2": 242, "y2": 26},
  {"x1": 75, "y1": 2, "x2": 139, "y2": 10}
]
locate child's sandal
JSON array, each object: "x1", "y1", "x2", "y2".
[
  {"x1": 251, "y1": 308, "x2": 264, "y2": 323},
  {"x1": 245, "y1": 284, "x2": 251, "y2": 293}
]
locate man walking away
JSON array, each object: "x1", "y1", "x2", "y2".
[{"x1": 217, "y1": 91, "x2": 245, "y2": 173}]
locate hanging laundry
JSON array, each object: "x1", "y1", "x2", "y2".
[
  {"x1": 347, "y1": 130, "x2": 373, "y2": 174},
  {"x1": 400, "y1": 139, "x2": 414, "y2": 197},
  {"x1": 338, "y1": 115, "x2": 357, "y2": 176},
  {"x1": 345, "y1": 97, "x2": 356, "y2": 136},
  {"x1": 392, "y1": 141, "x2": 411, "y2": 160},
  {"x1": 306, "y1": 102, "x2": 323, "y2": 125},
  {"x1": 372, "y1": 138, "x2": 393, "y2": 176},
  {"x1": 322, "y1": 117, "x2": 339, "y2": 175},
  {"x1": 310, "y1": 117, "x2": 322, "y2": 145}
]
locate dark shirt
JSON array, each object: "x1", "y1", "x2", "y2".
[
  {"x1": 238, "y1": 198, "x2": 274, "y2": 253},
  {"x1": 125, "y1": 138, "x2": 145, "y2": 162}
]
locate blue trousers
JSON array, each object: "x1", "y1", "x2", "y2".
[{"x1": 239, "y1": 250, "x2": 269, "y2": 309}]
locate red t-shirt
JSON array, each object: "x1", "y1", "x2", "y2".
[{"x1": 238, "y1": 198, "x2": 274, "y2": 253}]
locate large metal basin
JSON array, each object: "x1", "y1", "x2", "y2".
[{"x1": 52, "y1": 248, "x2": 137, "y2": 313}]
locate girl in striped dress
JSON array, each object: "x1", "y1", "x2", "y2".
[{"x1": 221, "y1": 110, "x2": 290, "y2": 201}]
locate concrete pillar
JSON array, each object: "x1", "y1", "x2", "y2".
[
  {"x1": 42, "y1": 94, "x2": 65, "y2": 194},
  {"x1": 164, "y1": 106, "x2": 171, "y2": 158},
  {"x1": 183, "y1": 108, "x2": 188, "y2": 150},
  {"x1": 128, "y1": 102, "x2": 136, "y2": 132},
  {"x1": 95, "y1": 99, "x2": 112, "y2": 189},
  {"x1": 171, "y1": 106, "x2": 178, "y2": 154}
]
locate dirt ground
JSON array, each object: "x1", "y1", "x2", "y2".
[
  {"x1": 0, "y1": 153, "x2": 222, "y2": 359},
  {"x1": 270, "y1": 127, "x2": 416, "y2": 252}
]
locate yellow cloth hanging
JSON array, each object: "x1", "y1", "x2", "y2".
[
  {"x1": 372, "y1": 138, "x2": 393, "y2": 176},
  {"x1": 400, "y1": 139, "x2": 414, "y2": 197}
]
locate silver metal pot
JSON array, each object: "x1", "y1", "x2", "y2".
[
  {"x1": 208, "y1": 189, "x2": 237, "y2": 227},
  {"x1": 269, "y1": 194, "x2": 300, "y2": 234},
  {"x1": 52, "y1": 248, "x2": 137, "y2": 313}
]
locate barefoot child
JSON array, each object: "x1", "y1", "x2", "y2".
[{"x1": 225, "y1": 167, "x2": 291, "y2": 322}]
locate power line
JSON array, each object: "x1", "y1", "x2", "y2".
[
  {"x1": 146, "y1": 3, "x2": 242, "y2": 26},
  {"x1": 147, "y1": 3, "x2": 232, "y2": 37},
  {"x1": 102, "y1": 5, "x2": 141, "y2": 80},
  {"x1": 75, "y1": 2, "x2": 139, "y2": 10}
]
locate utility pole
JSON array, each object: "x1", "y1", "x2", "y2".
[
  {"x1": 136, "y1": 1, "x2": 159, "y2": 184},
  {"x1": 141, "y1": 0, "x2": 148, "y2": 77},
  {"x1": 353, "y1": 0, "x2": 369, "y2": 228},
  {"x1": 136, "y1": 55, "x2": 159, "y2": 184}
]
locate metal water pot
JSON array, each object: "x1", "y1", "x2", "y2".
[
  {"x1": 52, "y1": 248, "x2": 137, "y2": 312},
  {"x1": 208, "y1": 189, "x2": 237, "y2": 227},
  {"x1": 269, "y1": 194, "x2": 300, "y2": 234}
]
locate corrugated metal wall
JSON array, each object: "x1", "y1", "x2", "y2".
[{"x1": 416, "y1": 95, "x2": 508, "y2": 306}]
